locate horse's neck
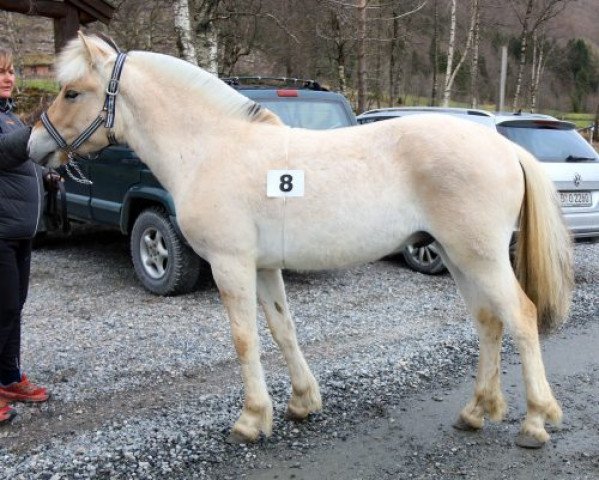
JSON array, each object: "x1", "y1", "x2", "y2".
[{"x1": 117, "y1": 64, "x2": 242, "y2": 193}]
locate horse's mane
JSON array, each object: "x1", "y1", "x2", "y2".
[{"x1": 56, "y1": 35, "x2": 282, "y2": 125}]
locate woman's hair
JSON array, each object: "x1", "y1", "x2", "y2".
[{"x1": 0, "y1": 48, "x2": 14, "y2": 69}]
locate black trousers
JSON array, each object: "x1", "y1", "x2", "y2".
[{"x1": 0, "y1": 238, "x2": 31, "y2": 385}]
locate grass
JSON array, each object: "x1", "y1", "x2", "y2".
[
  {"x1": 366, "y1": 95, "x2": 597, "y2": 129},
  {"x1": 16, "y1": 78, "x2": 59, "y2": 94}
]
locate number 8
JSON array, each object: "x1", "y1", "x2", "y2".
[{"x1": 279, "y1": 174, "x2": 293, "y2": 192}]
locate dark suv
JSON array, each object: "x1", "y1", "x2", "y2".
[{"x1": 48, "y1": 78, "x2": 356, "y2": 295}]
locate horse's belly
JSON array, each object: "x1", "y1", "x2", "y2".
[{"x1": 255, "y1": 209, "x2": 416, "y2": 270}]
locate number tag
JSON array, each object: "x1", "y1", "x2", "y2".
[{"x1": 267, "y1": 170, "x2": 305, "y2": 197}]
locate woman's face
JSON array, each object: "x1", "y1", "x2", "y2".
[{"x1": 0, "y1": 63, "x2": 15, "y2": 99}]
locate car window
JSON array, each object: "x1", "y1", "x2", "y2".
[
  {"x1": 497, "y1": 125, "x2": 599, "y2": 163},
  {"x1": 259, "y1": 100, "x2": 350, "y2": 129}
]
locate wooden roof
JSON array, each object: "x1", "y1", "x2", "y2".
[
  {"x1": 0, "y1": 1, "x2": 116, "y2": 52},
  {"x1": 0, "y1": 0, "x2": 115, "y2": 25}
]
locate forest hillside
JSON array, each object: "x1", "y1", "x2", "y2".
[{"x1": 0, "y1": 0, "x2": 597, "y2": 115}]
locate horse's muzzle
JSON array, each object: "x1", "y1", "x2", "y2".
[{"x1": 28, "y1": 127, "x2": 61, "y2": 167}]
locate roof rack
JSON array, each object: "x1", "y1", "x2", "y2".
[{"x1": 221, "y1": 76, "x2": 329, "y2": 91}]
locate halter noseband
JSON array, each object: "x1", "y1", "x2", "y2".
[{"x1": 40, "y1": 52, "x2": 127, "y2": 185}]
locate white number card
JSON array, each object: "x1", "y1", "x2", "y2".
[{"x1": 267, "y1": 170, "x2": 305, "y2": 197}]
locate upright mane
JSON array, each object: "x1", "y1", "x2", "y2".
[{"x1": 56, "y1": 35, "x2": 282, "y2": 125}]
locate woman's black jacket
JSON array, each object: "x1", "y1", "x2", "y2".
[{"x1": 0, "y1": 106, "x2": 44, "y2": 240}]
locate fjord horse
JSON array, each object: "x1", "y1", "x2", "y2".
[{"x1": 28, "y1": 34, "x2": 572, "y2": 448}]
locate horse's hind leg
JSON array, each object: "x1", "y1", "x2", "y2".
[
  {"x1": 448, "y1": 266, "x2": 507, "y2": 431},
  {"x1": 510, "y1": 288, "x2": 562, "y2": 448},
  {"x1": 210, "y1": 256, "x2": 273, "y2": 443},
  {"x1": 257, "y1": 269, "x2": 322, "y2": 420},
  {"x1": 446, "y1": 257, "x2": 560, "y2": 447},
  {"x1": 454, "y1": 306, "x2": 506, "y2": 431}
]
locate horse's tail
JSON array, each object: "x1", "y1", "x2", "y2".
[{"x1": 514, "y1": 145, "x2": 573, "y2": 333}]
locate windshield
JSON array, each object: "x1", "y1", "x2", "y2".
[
  {"x1": 497, "y1": 125, "x2": 599, "y2": 163},
  {"x1": 259, "y1": 100, "x2": 350, "y2": 130}
]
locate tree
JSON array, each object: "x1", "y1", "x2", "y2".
[
  {"x1": 174, "y1": 0, "x2": 198, "y2": 65},
  {"x1": 429, "y1": 0, "x2": 439, "y2": 106},
  {"x1": 191, "y1": 0, "x2": 221, "y2": 74},
  {"x1": 108, "y1": 0, "x2": 175, "y2": 53},
  {"x1": 442, "y1": 0, "x2": 478, "y2": 107},
  {"x1": 356, "y1": 0, "x2": 367, "y2": 113},
  {"x1": 564, "y1": 39, "x2": 599, "y2": 112},
  {"x1": 469, "y1": 0, "x2": 481, "y2": 108},
  {"x1": 330, "y1": 8, "x2": 350, "y2": 93},
  {"x1": 529, "y1": 28, "x2": 551, "y2": 112},
  {"x1": 510, "y1": 0, "x2": 574, "y2": 111}
]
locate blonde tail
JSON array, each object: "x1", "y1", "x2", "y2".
[{"x1": 515, "y1": 145, "x2": 573, "y2": 333}]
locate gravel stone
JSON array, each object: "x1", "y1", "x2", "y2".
[{"x1": 0, "y1": 226, "x2": 596, "y2": 479}]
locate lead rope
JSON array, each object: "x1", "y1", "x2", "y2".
[{"x1": 64, "y1": 159, "x2": 93, "y2": 185}]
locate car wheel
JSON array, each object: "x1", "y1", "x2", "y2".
[
  {"x1": 130, "y1": 207, "x2": 202, "y2": 295},
  {"x1": 402, "y1": 242, "x2": 447, "y2": 275}
]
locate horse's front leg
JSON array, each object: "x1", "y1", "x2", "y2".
[
  {"x1": 257, "y1": 269, "x2": 321, "y2": 420},
  {"x1": 211, "y1": 256, "x2": 272, "y2": 443}
]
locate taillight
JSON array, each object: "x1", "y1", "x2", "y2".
[
  {"x1": 533, "y1": 121, "x2": 558, "y2": 128},
  {"x1": 277, "y1": 89, "x2": 298, "y2": 97}
]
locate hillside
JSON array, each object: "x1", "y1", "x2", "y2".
[
  {"x1": 0, "y1": 1, "x2": 597, "y2": 115},
  {"x1": 551, "y1": 0, "x2": 599, "y2": 52}
]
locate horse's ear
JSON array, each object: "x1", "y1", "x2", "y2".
[
  {"x1": 95, "y1": 32, "x2": 122, "y2": 54},
  {"x1": 78, "y1": 31, "x2": 112, "y2": 66}
]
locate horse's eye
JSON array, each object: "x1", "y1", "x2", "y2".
[{"x1": 65, "y1": 90, "x2": 79, "y2": 100}]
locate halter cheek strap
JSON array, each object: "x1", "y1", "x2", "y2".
[{"x1": 40, "y1": 52, "x2": 127, "y2": 184}]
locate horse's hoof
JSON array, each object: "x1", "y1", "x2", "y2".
[
  {"x1": 452, "y1": 416, "x2": 480, "y2": 432},
  {"x1": 515, "y1": 432, "x2": 546, "y2": 449},
  {"x1": 226, "y1": 431, "x2": 254, "y2": 444},
  {"x1": 285, "y1": 409, "x2": 309, "y2": 422}
]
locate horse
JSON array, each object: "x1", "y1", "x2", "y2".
[{"x1": 28, "y1": 33, "x2": 573, "y2": 448}]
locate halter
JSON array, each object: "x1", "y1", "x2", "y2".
[{"x1": 40, "y1": 52, "x2": 127, "y2": 185}]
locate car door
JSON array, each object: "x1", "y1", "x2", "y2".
[
  {"x1": 58, "y1": 158, "x2": 92, "y2": 221},
  {"x1": 88, "y1": 145, "x2": 144, "y2": 225}
]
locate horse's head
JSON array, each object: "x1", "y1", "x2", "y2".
[{"x1": 29, "y1": 33, "x2": 122, "y2": 168}]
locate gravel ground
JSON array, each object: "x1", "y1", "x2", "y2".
[{"x1": 0, "y1": 226, "x2": 597, "y2": 479}]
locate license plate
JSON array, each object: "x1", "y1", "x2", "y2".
[{"x1": 559, "y1": 191, "x2": 592, "y2": 207}]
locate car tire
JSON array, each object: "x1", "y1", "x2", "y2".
[
  {"x1": 130, "y1": 207, "x2": 202, "y2": 295},
  {"x1": 402, "y1": 242, "x2": 447, "y2": 275}
]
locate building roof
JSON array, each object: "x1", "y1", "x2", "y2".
[{"x1": 0, "y1": 1, "x2": 115, "y2": 25}]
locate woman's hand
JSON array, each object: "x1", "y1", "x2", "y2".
[{"x1": 43, "y1": 170, "x2": 62, "y2": 192}]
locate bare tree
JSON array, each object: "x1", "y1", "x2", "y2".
[
  {"x1": 442, "y1": 0, "x2": 457, "y2": 107},
  {"x1": 510, "y1": 0, "x2": 574, "y2": 111},
  {"x1": 328, "y1": 8, "x2": 350, "y2": 93},
  {"x1": 191, "y1": 0, "x2": 221, "y2": 74},
  {"x1": 108, "y1": 0, "x2": 175, "y2": 53},
  {"x1": 174, "y1": 0, "x2": 198, "y2": 65},
  {"x1": 529, "y1": 27, "x2": 550, "y2": 112},
  {"x1": 469, "y1": 0, "x2": 481, "y2": 108},
  {"x1": 442, "y1": 0, "x2": 478, "y2": 107},
  {"x1": 356, "y1": 0, "x2": 367, "y2": 113},
  {"x1": 511, "y1": 0, "x2": 533, "y2": 111},
  {"x1": 430, "y1": 0, "x2": 439, "y2": 106}
]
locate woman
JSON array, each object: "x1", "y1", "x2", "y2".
[{"x1": 0, "y1": 48, "x2": 53, "y2": 424}]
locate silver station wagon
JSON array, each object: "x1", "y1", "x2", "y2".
[{"x1": 357, "y1": 107, "x2": 599, "y2": 274}]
